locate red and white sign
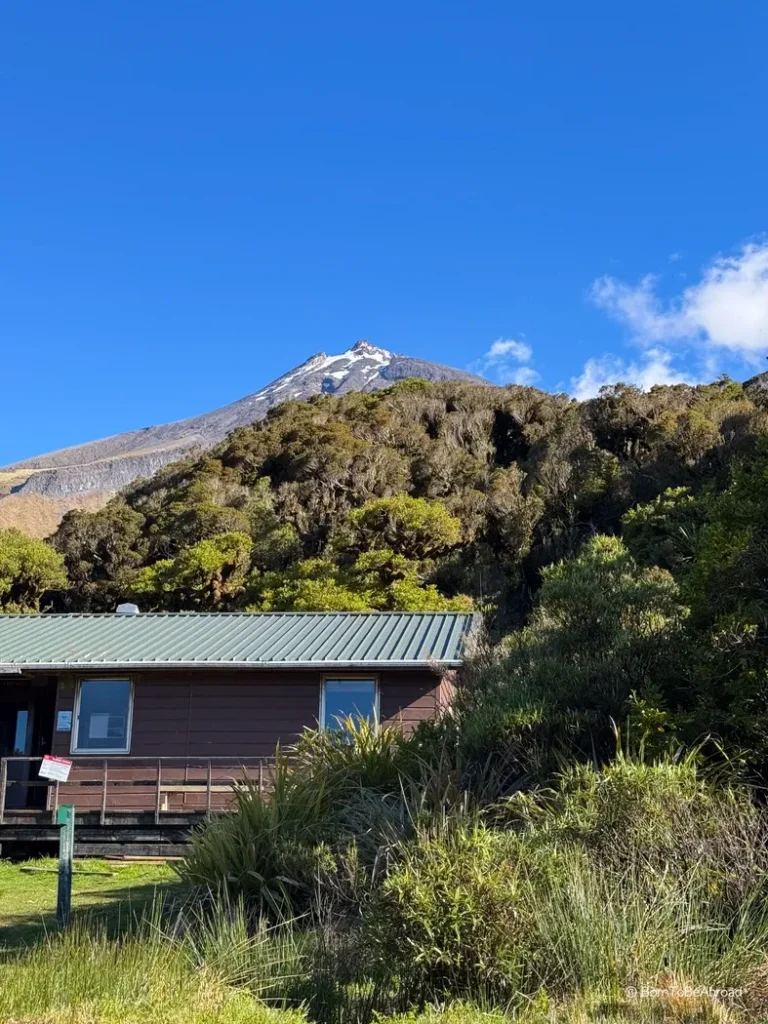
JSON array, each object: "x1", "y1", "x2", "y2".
[{"x1": 38, "y1": 755, "x2": 73, "y2": 782}]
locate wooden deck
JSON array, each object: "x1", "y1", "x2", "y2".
[{"x1": 0, "y1": 756, "x2": 273, "y2": 856}]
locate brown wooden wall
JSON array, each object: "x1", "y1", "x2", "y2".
[
  {"x1": 51, "y1": 667, "x2": 444, "y2": 760},
  {"x1": 43, "y1": 668, "x2": 446, "y2": 813}
]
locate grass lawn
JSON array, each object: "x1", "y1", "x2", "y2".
[
  {"x1": 0, "y1": 858, "x2": 185, "y2": 947},
  {"x1": 0, "y1": 862, "x2": 303, "y2": 1024}
]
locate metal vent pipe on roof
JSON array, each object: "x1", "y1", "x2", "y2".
[{"x1": 115, "y1": 603, "x2": 140, "y2": 616}]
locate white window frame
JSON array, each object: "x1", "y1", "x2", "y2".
[
  {"x1": 71, "y1": 678, "x2": 134, "y2": 755},
  {"x1": 320, "y1": 675, "x2": 380, "y2": 732}
]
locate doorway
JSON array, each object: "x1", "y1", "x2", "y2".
[{"x1": 0, "y1": 677, "x2": 57, "y2": 809}]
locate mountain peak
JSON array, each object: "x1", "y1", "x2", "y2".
[
  {"x1": 350, "y1": 339, "x2": 391, "y2": 357},
  {"x1": 0, "y1": 341, "x2": 488, "y2": 536}
]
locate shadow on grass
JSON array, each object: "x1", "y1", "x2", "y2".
[{"x1": 0, "y1": 877, "x2": 190, "y2": 951}]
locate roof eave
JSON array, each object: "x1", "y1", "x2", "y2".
[{"x1": 0, "y1": 659, "x2": 464, "y2": 672}]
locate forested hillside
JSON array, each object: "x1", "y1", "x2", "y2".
[
  {"x1": 0, "y1": 340, "x2": 483, "y2": 537},
  {"x1": 2, "y1": 374, "x2": 765, "y2": 625}
]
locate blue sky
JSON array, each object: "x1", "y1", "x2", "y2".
[{"x1": 2, "y1": 2, "x2": 767, "y2": 465}]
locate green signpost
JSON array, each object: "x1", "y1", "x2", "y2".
[{"x1": 56, "y1": 804, "x2": 75, "y2": 927}]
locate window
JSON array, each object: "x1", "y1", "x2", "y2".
[
  {"x1": 72, "y1": 679, "x2": 133, "y2": 753},
  {"x1": 321, "y1": 678, "x2": 378, "y2": 731}
]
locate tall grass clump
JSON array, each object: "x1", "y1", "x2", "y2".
[
  {"x1": 179, "y1": 719, "x2": 422, "y2": 916},
  {"x1": 0, "y1": 915, "x2": 307, "y2": 1024},
  {"x1": 177, "y1": 896, "x2": 313, "y2": 1002},
  {"x1": 383, "y1": 997, "x2": 734, "y2": 1023},
  {"x1": 178, "y1": 896, "x2": 406, "y2": 1024}
]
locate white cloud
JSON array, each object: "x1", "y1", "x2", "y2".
[
  {"x1": 591, "y1": 274, "x2": 674, "y2": 342},
  {"x1": 570, "y1": 347, "x2": 694, "y2": 402},
  {"x1": 591, "y1": 242, "x2": 768, "y2": 360},
  {"x1": 575, "y1": 240, "x2": 768, "y2": 399},
  {"x1": 486, "y1": 338, "x2": 532, "y2": 363},
  {"x1": 509, "y1": 365, "x2": 540, "y2": 386},
  {"x1": 471, "y1": 336, "x2": 540, "y2": 385},
  {"x1": 684, "y1": 244, "x2": 768, "y2": 354}
]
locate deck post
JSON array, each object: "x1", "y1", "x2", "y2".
[
  {"x1": 0, "y1": 758, "x2": 7, "y2": 825},
  {"x1": 206, "y1": 759, "x2": 212, "y2": 818},
  {"x1": 56, "y1": 804, "x2": 75, "y2": 927},
  {"x1": 155, "y1": 759, "x2": 162, "y2": 824},
  {"x1": 100, "y1": 760, "x2": 108, "y2": 826},
  {"x1": 259, "y1": 759, "x2": 264, "y2": 795}
]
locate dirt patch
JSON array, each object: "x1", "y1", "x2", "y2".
[{"x1": 0, "y1": 491, "x2": 112, "y2": 538}]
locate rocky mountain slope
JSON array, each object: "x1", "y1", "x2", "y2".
[{"x1": 0, "y1": 341, "x2": 486, "y2": 535}]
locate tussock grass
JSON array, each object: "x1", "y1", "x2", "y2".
[
  {"x1": 386, "y1": 994, "x2": 740, "y2": 1022},
  {"x1": 0, "y1": 918, "x2": 305, "y2": 1024},
  {"x1": 178, "y1": 719, "x2": 421, "y2": 915}
]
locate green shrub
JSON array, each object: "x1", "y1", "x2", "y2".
[
  {"x1": 453, "y1": 536, "x2": 686, "y2": 788},
  {"x1": 369, "y1": 817, "x2": 768, "y2": 1010},
  {"x1": 367, "y1": 824, "x2": 560, "y2": 1004},
  {"x1": 509, "y1": 749, "x2": 768, "y2": 907},
  {"x1": 366, "y1": 754, "x2": 768, "y2": 1011}
]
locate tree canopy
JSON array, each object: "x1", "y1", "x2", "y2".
[
  {"x1": 0, "y1": 529, "x2": 67, "y2": 612},
  {"x1": 38, "y1": 375, "x2": 762, "y2": 621}
]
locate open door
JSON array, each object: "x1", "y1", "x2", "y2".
[{"x1": 0, "y1": 678, "x2": 56, "y2": 809}]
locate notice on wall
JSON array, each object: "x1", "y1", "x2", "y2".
[
  {"x1": 38, "y1": 755, "x2": 73, "y2": 782},
  {"x1": 56, "y1": 710, "x2": 72, "y2": 732}
]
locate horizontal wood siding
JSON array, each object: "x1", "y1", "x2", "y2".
[
  {"x1": 53, "y1": 672, "x2": 321, "y2": 759},
  {"x1": 438, "y1": 670, "x2": 457, "y2": 712},
  {"x1": 378, "y1": 671, "x2": 439, "y2": 730},
  {"x1": 48, "y1": 666, "x2": 443, "y2": 811}
]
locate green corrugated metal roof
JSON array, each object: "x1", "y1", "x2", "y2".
[{"x1": 0, "y1": 612, "x2": 477, "y2": 670}]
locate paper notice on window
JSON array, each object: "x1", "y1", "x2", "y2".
[{"x1": 89, "y1": 713, "x2": 111, "y2": 739}]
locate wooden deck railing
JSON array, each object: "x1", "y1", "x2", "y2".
[{"x1": 0, "y1": 756, "x2": 275, "y2": 826}]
